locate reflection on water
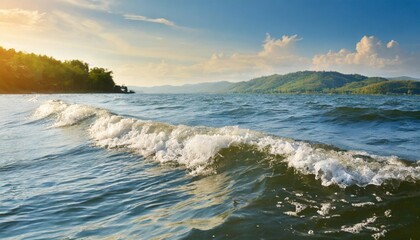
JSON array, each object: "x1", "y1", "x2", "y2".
[{"x1": 129, "y1": 173, "x2": 233, "y2": 239}]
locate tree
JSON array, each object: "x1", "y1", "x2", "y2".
[
  {"x1": 0, "y1": 46, "x2": 118, "y2": 93},
  {"x1": 88, "y1": 67, "x2": 115, "y2": 91}
]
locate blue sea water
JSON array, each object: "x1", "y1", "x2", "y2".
[{"x1": 0, "y1": 94, "x2": 419, "y2": 239}]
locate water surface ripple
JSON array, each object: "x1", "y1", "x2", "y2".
[{"x1": 0, "y1": 94, "x2": 419, "y2": 239}]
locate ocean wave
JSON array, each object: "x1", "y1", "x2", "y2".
[
  {"x1": 32, "y1": 100, "x2": 420, "y2": 188},
  {"x1": 324, "y1": 106, "x2": 420, "y2": 123}
]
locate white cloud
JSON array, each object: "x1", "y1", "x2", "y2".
[
  {"x1": 195, "y1": 34, "x2": 307, "y2": 75},
  {"x1": 0, "y1": 8, "x2": 45, "y2": 26},
  {"x1": 312, "y1": 36, "x2": 401, "y2": 73},
  {"x1": 50, "y1": 11, "x2": 142, "y2": 55},
  {"x1": 48, "y1": 11, "x2": 201, "y2": 62},
  {"x1": 116, "y1": 34, "x2": 310, "y2": 86},
  {"x1": 119, "y1": 34, "x2": 420, "y2": 86},
  {"x1": 124, "y1": 14, "x2": 177, "y2": 27},
  {"x1": 259, "y1": 34, "x2": 301, "y2": 57},
  {"x1": 59, "y1": 0, "x2": 112, "y2": 11},
  {"x1": 387, "y1": 40, "x2": 399, "y2": 49}
]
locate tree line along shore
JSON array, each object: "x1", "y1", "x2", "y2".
[{"x1": 0, "y1": 47, "x2": 132, "y2": 94}]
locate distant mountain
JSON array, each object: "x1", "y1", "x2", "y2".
[
  {"x1": 226, "y1": 71, "x2": 367, "y2": 93},
  {"x1": 132, "y1": 71, "x2": 420, "y2": 95},
  {"x1": 387, "y1": 76, "x2": 420, "y2": 81},
  {"x1": 130, "y1": 81, "x2": 234, "y2": 94},
  {"x1": 224, "y1": 71, "x2": 420, "y2": 95}
]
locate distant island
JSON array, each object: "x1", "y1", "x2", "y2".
[
  {"x1": 133, "y1": 71, "x2": 420, "y2": 95},
  {"x1": 0, "y1": 46, "x2": 133, "y2": 94}
]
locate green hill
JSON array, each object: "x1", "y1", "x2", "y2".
[
  {"x1": 225, "y1": 71, "x2": 420, "y2": 95},
  {"x1": 358, "y1": 80, "x2": 420, "y2": 95},
  {"x1": 0, "y1": 46, "x2": 127, "y2": 94}
]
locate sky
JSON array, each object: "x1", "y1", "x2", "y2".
[{"x1": 0, "y1": 0, "x2": 419, "y2": 86}]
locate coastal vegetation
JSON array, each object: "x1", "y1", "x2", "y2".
[
  {"x1": 1, "y1": 46, "x2": 418, "y2": 95},
  {"x1": 0, "y1": 46, "x2": 130, "y2": 94},
  {"x1": 225, "y1": 71, "x2": 420, "y2": 95},
  {"x1": 134, "y1": 71, "x2": 420, "y2": 95}
]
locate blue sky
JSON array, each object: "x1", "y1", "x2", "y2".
[{"x1": 0, "y1": 0, "x2": 419, "y2": 86}]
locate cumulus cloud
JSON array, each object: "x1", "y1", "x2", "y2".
[
  {"x1": 124, "y1": 14, "x2": 176, "y2": 27},
  {"x1": 196, "y1": 34, "x2": 307, "y2": 74},
  {"x1": 116, "y1": 34, "x2": 310, "y2": 85},
  {"x1": 0, "y1": 8, "x2": 46, "y2": 26},
  {"x1": 259, "y1": 34, "x2": 302, "y2": 57},
  {"x1": 119, "y1": 34, "x2": 420, "y2": 86},
  {"x1": 386, "y1": 40, "x2": 399, "y2": 49},
  {"x1": 312, "y1": 36, "x2": 401, "y2": 73}
]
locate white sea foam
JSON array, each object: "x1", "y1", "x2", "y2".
[
  {"x1": 284, "y1": 201, "x2": 307, "y2": 217},
  {"x1": 352, "y1": 202, "x2": 375, "y2": 207},
  {"x1": 372, "y1": 229, "x2": 387, "y2": 240},
  {"x1": 341, "y1": 215, "x2": 377, "y2": 233},
  {"x1": 33, "y1": 100, "x2": 68, "y2": 119},
  {"x1": 54, "y1": 104, "x2": 105, "y2": 127},
  {"x1": 317, "y1": 203, "x2": 332, "y2": 216},
  {"x1": 33, "y1": 100, "x2": 420, "y2": 187}
]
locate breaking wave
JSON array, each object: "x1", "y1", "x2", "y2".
[{"x1": 33, "y1": 100, "x2": 420, "y2": 188}]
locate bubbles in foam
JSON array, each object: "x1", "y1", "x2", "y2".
[
  {"x1": 284, "y1": 201, "x2": 307, "y2": 217},
  {"x1": 341, "y1": 215, "x2": 377, "y2": 234},
  {"x1": 351, "y1": 202, "x2": 375, "y2": 207},
  {"x1": 317, "y1": 203, "x2": 332, "y2": 216},
  {"x1": 33, "y1": 100, "x2": 420, "y2": 187}
]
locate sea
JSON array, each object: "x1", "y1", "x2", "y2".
[{"x1": 0, "y1": 93, "x2": 419, "y2": 240}]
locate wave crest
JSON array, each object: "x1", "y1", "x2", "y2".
[{"x1": 33, "y1": 100, "x2": 420, "y2": 187}]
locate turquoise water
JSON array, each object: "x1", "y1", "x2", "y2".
[{"x1": 0, "y1": 94, "x2": 419, "y2": 239}]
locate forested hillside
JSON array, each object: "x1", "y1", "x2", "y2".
[
  {"x1": 225, "y1": 71, "x2": 420, "y2": 95},
  {"x1": 0, "y1": 47, "x2": 122, "y2": 93}
]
